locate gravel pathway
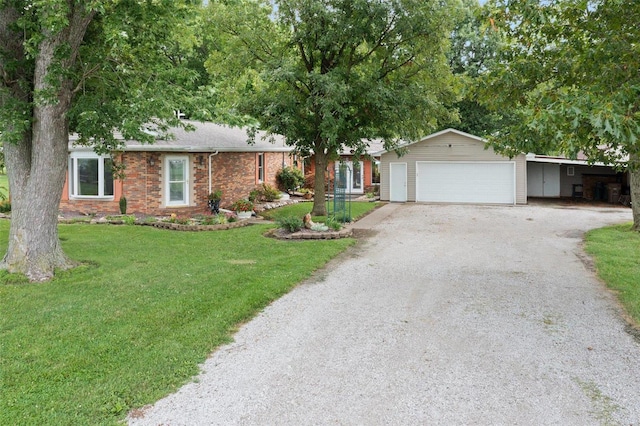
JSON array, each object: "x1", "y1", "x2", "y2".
[{"x1": 129, "y1": 202, "x2": 639, "y2": 425}]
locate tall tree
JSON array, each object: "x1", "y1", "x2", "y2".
[
  {"x1": 440, "y1": 0, "x2": 512, "y2": 136},
  {"x1": 0, "y1": 0, "x2": 204, "y2": 281},
  {"x1": 480, "y1": 0, "x2": 640, "y2": 229},
  {"x1": 207, "y1": 0, "x2": 458, "y2": 215}
]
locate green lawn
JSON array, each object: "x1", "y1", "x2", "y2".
[
  {"x1": 260, "y1": 200, "x2": 380, "y2": 222},
  {"x1": 585, "y1": 223, "x2": 640, "y2": 325},
  {"x1": 0, "y1": 220, "x2": 355, "y2": 425}
]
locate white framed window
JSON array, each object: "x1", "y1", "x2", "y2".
[
  {"x1": 165, "y1": 155, "x2": 190, "y2": 206},
  {"x1": 567, "y1": 166, "x2": 575, "y2": 176},
  {"x1": 257, "y1": 153, "x2": 265, "y2": 183},
  {"x1": 69, "y1": 152, "x2": 114, "y2": 198}
]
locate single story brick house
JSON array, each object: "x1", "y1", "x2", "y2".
[
  {"x1": 378, "y1": 129, "x2": 527, "y2": 205},
  {"x1": 59, "y1": 121, "x2": 297, "y2": 216}
]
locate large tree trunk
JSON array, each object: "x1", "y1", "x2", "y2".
[
  {"x1": 2, "y1": 118, "x2": 75, "y2": 282},
  {"x1": 311, "y1": 149, "x2": 328, "y2": 216},
  {"x1": 0, "y1": 6, "x2": 94, "y2": 281},
  {"x1": 2, "y1": 72, "x2": 77, "y2": 281},
  {"x1": 630, "y1": 153, "x2": 640, "y2": 232}
]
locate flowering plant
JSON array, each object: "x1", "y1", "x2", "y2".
[{"x1": 231, "y1": 198, "x2": 254, "y2": 212}]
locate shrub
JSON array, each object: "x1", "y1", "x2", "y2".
[
  {"x1": 260, "y1": 183, "x2": 281, "y2": 202},
  {"x1": 276, "y1": 216, "x2": 304, "y2": 232},
  {"x1": 248, "y1": 189, "x2": 261, "y2": 203},
  {"x1": 276, "y1": 166, "x2": 304, "y2": 193},
  {"x1": 119, "y1": 196, "x2": 127, "y2": 215},
  {"x1": 0, "y1": 199, "x2": 11, "y2": 213}
]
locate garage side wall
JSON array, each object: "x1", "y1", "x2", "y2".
[{"x1": 380, "y1": 132, "x2": 526, "y2": 204}]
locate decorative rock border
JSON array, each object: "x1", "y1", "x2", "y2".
[
  {"x1": 266, "y1": 228, "x2": 353, "y2": 240},
  {"x1": 142, "y1": 220, "x2": 251, "y2": 232}
]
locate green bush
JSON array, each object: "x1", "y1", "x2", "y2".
[
  {"x1": 276, "y1": 166, "x2": 304, "y2": 193},
  {"x1": 248, "y1": 189, "x2": 261, "y2": 203},
  {"x1": 0, "y1": 200, "x2": 10, "y2": 213},
  {"x1": 276, "y1": 215, "x2": 304, "y2": 232},
  {"x1": 119, "y1": 196, "x2": 127, "y2": 215},
  {"x1": 260, "y1": 183, "x2": 281, "y2": 202}
]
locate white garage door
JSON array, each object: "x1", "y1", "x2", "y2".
[{"x1": 416, "y1": 161, "x2": 515, "y2": 204}]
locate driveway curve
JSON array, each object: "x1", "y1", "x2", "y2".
[{"x1": 129, "y1": 202, "x2": 639, "y2": 425}]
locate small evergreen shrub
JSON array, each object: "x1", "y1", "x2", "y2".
[
  {"x1": 276, "y1": 216, "x2": 304, "y2": 232},
  {"x1": 119, "y1": 196, "x2": 127, "y2": 215}
]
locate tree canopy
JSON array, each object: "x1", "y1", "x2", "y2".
[
  {"x1": 206, "y1": 0, "x2": 459, "y2": 214},
  {"x1": 480, "y1": 0, "x2": 640, "y2": 229},
  {"x1": 439, "y1": 0, "x2": 514, "y2": 136}
]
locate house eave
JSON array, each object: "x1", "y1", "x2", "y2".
[{"x1": 525, "y1": 154, "x2": 625, "y2": 168}]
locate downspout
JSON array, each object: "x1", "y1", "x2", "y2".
[{"x1": 208, "y1": 151, "x2": 219, "y2": 195}]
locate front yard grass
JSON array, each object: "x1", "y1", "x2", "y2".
[
  {"x1": 585, "y1": 223, "x2": 640, "y2": 326},
  {"x1": 260, "y1": 200, "x2": 380, "y2": 222},
  {"x1": 0, "y1": 221, "x2": 354, "y2": 425}
]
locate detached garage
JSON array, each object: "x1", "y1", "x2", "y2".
[{"x1": 379, "y1": 129, "x2": 527, "y2": 205}]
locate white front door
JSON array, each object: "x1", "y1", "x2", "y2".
[
  {"x1": 165, "y1": 155, "x2": 189, "y2": 206},
  {"x1": 389, "y1": 162, "x2": 407, "y2": 202},
  {"x1": 336, "y1": 161, "x2": 364, "y2": 193}
]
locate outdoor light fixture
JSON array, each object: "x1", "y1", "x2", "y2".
[{"x1": 148, "y1": 155, "x2": 155, "y2": 166}]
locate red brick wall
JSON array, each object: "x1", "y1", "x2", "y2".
[
  {"x1": 304, "y1": 155, "x2": 375, "y2": 190},
  {"x1": 60, "y1": 151, "x2": 294, "y2": 216}
]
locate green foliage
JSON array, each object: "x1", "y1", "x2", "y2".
[
  {"x1": 481, "y1": 0, "x2": 640, "y2": 162},
  {"x1": 0, "y1": 200, "x2": 10, "y2": 213},
  {"x1": 324, "y1": 216, "x2": 342, "y2": 231},
  {"x1": 437, "y1": 0, "x2": 513, "y2": 136},
  {"x1": 0, "y1": 220, "x2": 353, "y2": 425},
  {"x1": 208, "y1": 190, "x2": 222, "y2": 201},
  {"x1": 231, "y1": 198, "x2": 254, "y2": 212},
  {"x1": 248, "y1": 189, "x2": 261, "y2": 203},
  {"x1": 119, "y1": 196, "x2": 127, "y2": 215},
  {"x1": 585, "y1": 224, "x2": 640, "y2": 324},
  {"x1": 277, "y1": 166, "x2": 305, "y2": 193},
  {"x1": 259, "y1": 183, "x2": 281, "y2": 202},
  {"x1": 207, "y1": 0, "x2": 458, "y2": 213},
  {"x1": 276, "y1": 216, "x2": 304, "y2": 232},
  {"x1": 0, "y1": 1, "x2": 209, "y2": 150},
  {"x1": 197, "y1": 214, "x2": 228, "y2": 225}
]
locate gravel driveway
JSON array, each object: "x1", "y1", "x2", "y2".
[{"x1": 129, "y1": 202, "x2": 639, "y2": 425}]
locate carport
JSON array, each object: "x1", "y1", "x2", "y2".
[{"x1": 378, "y1": 129, "x2": 527, "y2": 204}]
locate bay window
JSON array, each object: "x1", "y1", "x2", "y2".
[{"x1": 69, "y1": 152, "x2": 114, "y2": 198}]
